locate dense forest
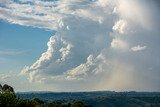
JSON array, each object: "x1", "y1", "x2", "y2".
[{"x1": 0, "y1": 84, "x2": 160, "y2": 107}]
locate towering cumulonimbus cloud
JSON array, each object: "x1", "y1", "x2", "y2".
[{"x1": 0, "y1": 0, "x2": 160, "y2": 91}]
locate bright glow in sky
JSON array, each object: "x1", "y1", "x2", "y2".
[{"x1": 0, "y1": 0, "x2": 160, "y2": 92}]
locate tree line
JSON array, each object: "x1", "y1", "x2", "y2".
[{"x1": 0, "y1": 84, "x2": 91, "y2": 107}]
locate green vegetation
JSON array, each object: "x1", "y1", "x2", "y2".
[
  {"x1": 0, "y1": 84, "x2": 160, "y2": 107},
  {"x1": 0, "y1": 84, "x2": 89, "y2": 107},
  {"x1": 89, "y1": 94, "x2": 160, "y2": 107},
  {"x1": 0, "y1": 93, "x2": 89, "y2": 107},
  {"x1": 0, "y1": 84, "x2": 15, "y2": 95}
]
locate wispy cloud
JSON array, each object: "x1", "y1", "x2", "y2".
[
  {"x1": 0, "y1": 74, "x2": 11, "y2": 82},
  {"x1": 131, "y1": 45, "x2": 147, "y2": 52},
  {"x1": 0, "y1": 49, "x2": 29, "y2": 56}
]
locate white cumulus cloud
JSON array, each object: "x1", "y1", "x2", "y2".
[
  {"x1": 111, "y1": 38, "x2": 128, "y2": 51},
  {"x1": 112, "y1": 20, "x2": 128, "y2": 34},
  {"x1": 1, "y1": 0, "x2": 160, "y2": 91}
]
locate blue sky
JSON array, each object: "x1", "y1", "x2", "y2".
[
  {"x1": 0, "y1": 0, "x2": 160, "y2": 92},
  {"x1": 0, "y1": 21, "x2": 52, "y2": 75}
]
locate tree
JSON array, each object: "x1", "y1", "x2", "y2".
[
  {"x1": 0, "y1": 84, "x2": 2, "y2": 93},
  {"x1": 71, "y1": 101, "x2": 86, "y2": 107},
  {"x1": 0, "y1": 92, "x2": 16, "y2": 107},
  {"x1": 32, "y1": 98, "x2": 44, "y2": 105},
  {"x1": 2, "y1": 84, "x2": 15, "y2": 95}
]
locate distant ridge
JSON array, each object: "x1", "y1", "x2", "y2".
[
  {"x1": 16, "y1": 91, "x2": 160, "y2": 94},
  {"x1": 16, "y1": 91, "x2": 160, "y2": 102}
]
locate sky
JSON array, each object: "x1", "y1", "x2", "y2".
[{"x1": 0, "y1": 0, "x2": 160, "y2": 92}]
